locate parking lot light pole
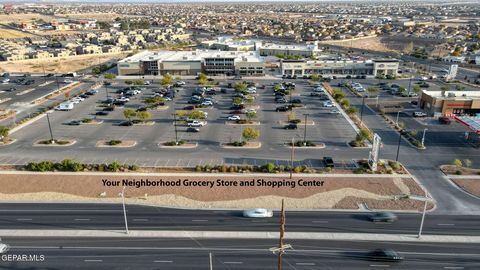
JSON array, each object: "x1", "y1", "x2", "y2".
[
  {"x1": 360, "y1": 96, "x2": 365, "y2": 122},
  {"x1": 395, "y1": 132, "x2": 402, "y2": 162},
  {"x1": 46, "y1": 113, "x2": 54, "y2": 143},
  {"x1": 121, "y1": 186, "x2": 129, "y2": 235},
  {"x1": 303, "y1": 114, "x2": 308, "y2": 146},
  {"x1": 173, "y1": 112, "x2": 178, "y2": 145},
  {"x1": 290, "y1": 137, "x2": 295, "y2": 179},
  {"x1": 421, "y1": 128, "x2": 428, "y2": 148}
]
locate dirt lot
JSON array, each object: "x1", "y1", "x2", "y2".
[
  {"x1": 320, "y1": 36, "x2": 395, "y2": 53},
  {"x1": 0, "y1": 13, "x2": 56, "y2": 24},
  {"x1": 0, "y1": 26, "x2": 32, "y2": 39},
  {"x1": 452, "y1": 178, "x2": 480, "y2": 197},
  {"x1": 0, "y1": 53, "x2": 127, "y2": 73},
  {"x1": 0, "y1": 172, "x2": 428, "y2": 211}
]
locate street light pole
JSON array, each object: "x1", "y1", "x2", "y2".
[
  {"x1": 121, "y1": 186, "x2": 129, "y2": 234},
  {"x1": 360, "y1": 96, "x2": 365, "y2": 122},
  {"x1": 418, "y1": 197, "x2": 428, "y2": 238},
  {"x1": 303, "y1": 114, "x2": 308, "y2": 146},
  {"x1": 46, "y1": 113, "x2": 54, "y2": 143},
  {"x1": 395, "y1": 132, "x2": 402, "y2": 162},
  {"x1": 290, "y1": 137, "x2": 295, "y2": 179},
  {"x1": 421, "y1": 128, "x2": 428, "y2": 148}
]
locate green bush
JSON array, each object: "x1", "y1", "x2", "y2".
[
  {"x1": 455, "y1": 170, "x2": 462, "y2": 175},
  {"x1": 289, "y1": 119, "x2": 301, "y2": 124},
  {"x1": 27, "y1": 161, "x2": 55, "y2": 172},
  {"x1": 231, "y1": 141, "x2": 247, "y2": 147},
  {"x1": 264, "y1": 163, "x2": 276, "y2": 173},
  {"x1": 108, "y1": 161, "x2": 121, "y2": 172},
  {"x1": 294, "y1": 166, "x2": 304, "y2": 173},
  {"x1": 56, "y1": 159, "x2": 83, "y2": 172},
  {"x1": 108, "y1": 140, "x2": 122, "y2": 146},
  {"x1": 129, "y1": 165, "x2": 139, "y2": 171},
  {"x1": 195, "y1": 165, "x2": 203, "y2": 172},
  {"x1": 388, "y1": 161, "x2": 401, "y2": 171}
]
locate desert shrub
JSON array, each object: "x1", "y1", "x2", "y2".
[
  {"x1": 264, "y1": 163, "x2": 276, "y2": 173},
  {"x1": 108, "y1": 140, "x2": 122, "y2": 146},
  {"x1": 108, "y1": 161, "x2": 121, "y2": 172},
  {"x1": 27, "y1": 161, "x2": 55, "y2": 172}
]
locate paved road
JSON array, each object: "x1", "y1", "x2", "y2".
[
  {"x1": 0, "y1": 203, "x2": 478, "y2": 235},
  {"x1": 1, "y1": 237, "x2": 478, "y2": 269}
]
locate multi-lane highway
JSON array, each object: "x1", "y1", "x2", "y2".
[
  {"x1": 0, "y1": 203, "x2": 478, "y2": 235},
  {"x1": 1, "y1": 237, "x2": 478, "y2": 269}
]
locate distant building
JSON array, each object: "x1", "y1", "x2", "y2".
[
  {"x1": 258, "y1": 42, "x2": 321, "y2": 57},
  {"x1": 201, "y1": 36, "x2": 256, "y2": 51}
]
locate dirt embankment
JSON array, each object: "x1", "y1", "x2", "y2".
[{"x1": 0, "y1": 173, "x2": 428, "y2": 211}]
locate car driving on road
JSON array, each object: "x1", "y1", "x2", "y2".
[
  {"x1": 369, "y1": 212, "x2": 398, "y2": 223},
  {"x1": 243, "y1": 208, "x2": 273, "y2": 218}
]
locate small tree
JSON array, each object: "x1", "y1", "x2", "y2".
[
  {"x1": 463, "y1": 159, "x2": 472, "y2": 168},
  {"x1": 441, "y1": 85, "x2": 450, "y2": 92},
  {"x1": 287, "y1": 111, "x2": 296, "y2": 122},
  {"x1": 234, "y1": 82, "x2": 248, "y2": 92},
  {"x1": 123, "y1": 108, "x2": 137, "y2": 121},
  {"x1": 413, "y1": 85, "x2": 421, "y2": 93},
  {"x1": 332, "y1": 89, "x2": 345, "y2": 101},
  {"x1": 310, "y1": 74, "x2": 321, "y2": 82},
  {"x1": 367, "y1": 87, "x2": 379, "y2": 93},
  {"x1": 340, "y1": 99, "x2": 350, "y2": 108},
  {"x1": 198, "y1": 77, "x2": 208, "y2": 85},
  {"x1": 452, "y1": 159, "x2": 463, "y2": 167},
  {"x1": 137, "y1": 111, "x2": 151, "y2": 122},
  {"x1": 356, "y1": 128, "x2": 370, "y2": 142},
  {"x1": 189, "y1": 110, "x2": 206, "y2": 119},
  {"x1": 104, "y1": 73, "x2": 116, "y2": 80},
  {"x1": 161, "y1": 74, "x2": 173, "y2": 86},
  {"x1": 232, "y1": 97, "x2": 244, "y2": 105},
  {"x1": 0, "y1": 126, "x2": 9, "y2": 142},
  {"x1": 346, "y1": 107, "x2": 358, "y2": 115},
  {"x1": 144, "y1": 96, "x2": 165, "y2": 107},
  {"x1": 246, "y1": 111, "x2": 256, "y2": 121},
  {"x1": 242, "y1": 127, "x2": 260, "y2": 142}
]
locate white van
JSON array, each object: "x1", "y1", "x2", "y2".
[{"x1": 55, "y1": 102, "x2": 74, "y2": 111}]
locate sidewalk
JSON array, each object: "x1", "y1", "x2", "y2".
[{"x1": 1, "y1": 230, "x2": 478, "y2": 243}]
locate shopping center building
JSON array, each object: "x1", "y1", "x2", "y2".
[
  {"x1": 117, "y1": 50, "x2": 265, "y2": 76},
  {"x1": 280, "y1": 59, "x2": 399, "y2": 77}
]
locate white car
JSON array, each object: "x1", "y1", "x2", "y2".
[
  {"x1": 63, "y1": 79, "x2": 73, "y2": 84},
  {"x1": 144, "y1": 81, "x2": 151, "y2": 85},
  {"x1": 228, "y1": 115, "x2": 241, "y2": 121},
  {"x1": 176, "y1": 81, "x2": 186, "y2": 86},
  {"x1": 243, "y1": 108, "x2": 257, "y2": 114},
  {"x1": 243, "y1": 208, "x2": 273, "y2": 218},
  {"x1": 419, "y1": 76, "x2": 428, "y2": 81},
  {"x1": 313, "y1": 87, "x2": 325, "y2": 92},
  {"x1": 72, "y1": 97, "x2": 84, "y2": 102},
  {"x1": 330, "y1": 110, "x2": 341, "y2": 114},
  {"x1": 201, "y1": 100, "x2": 213, "y2": 106},
  {"x1": 188, "y1": 120, "x2": 206, "y2": 127},
  {"x1": 323, "y1": 102, "x2": 334, "y2": 107},
  {"x1": 117, "y1": 97, "x2": 130, "y2": 102},
  {"x1": 0, "y1": 243, "x2": 10, "y2": 254},
  {"x1": 1, "y1": 78, "x2": 10, "y2": 84}
]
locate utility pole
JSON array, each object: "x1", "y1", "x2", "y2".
[
  {"x1": 360, "y1": 96, "x2": 365, "y2": 122},
  {"x1": 269, "y1": 199, "x2": 291, "y2": 270},
  {"x1": 121, "y1": 186, "x2": 129, "y2": 234},
  {"x1": 46, "y1": 113, "x2": 54, "y2": 143},
  {"x1": 303, "y1": 114, "x2": 308, "y2": 146},
  {"x1": 290, "y1": 138, "x2": 295, "y2": 179},
  {"x1": 173, "y1": 111, "x2": 178, "y2": 145}
]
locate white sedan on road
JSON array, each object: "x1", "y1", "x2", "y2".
[
  {"x1": 0, "y1": 243, "x2": 10, "y2": 254},
  {"x1": 243, "y1": 208, "x2": 273, "y2": 218}
]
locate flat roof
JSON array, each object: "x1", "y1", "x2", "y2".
[
  {"x1": 258, "y1": 43, "x2": 319, "y2": 51},
  {"x1": 119, "y1": 50, "x2": 264, "y2": 63},
  {"x1": 423, "y1": 90, "x2": 480, "y2": 100}
]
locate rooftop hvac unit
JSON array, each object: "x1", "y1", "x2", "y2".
[{"x1": 447, "y1": 93, "x2": 456, "y2": 97}]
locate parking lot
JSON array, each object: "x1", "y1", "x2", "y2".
[{"x1": 1, "y1": 77, "x2": 364, "y2": 167}]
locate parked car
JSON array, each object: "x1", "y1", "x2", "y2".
[
  {"x1": 95, "y1": 111, "x2": 109, "y2": 116},
  {"x1": 63, "y1": 79, "x2": 73, "y2": 84},
  {"x1": 369, "y1": 212, "x2": 398, "y2": 223},
  {"x1": 66, "y1": 120, "x2": 81, "y2": 126},
  {"x1": 413, "y1": 111, "x2": 427, "y2": 117},
  {"x1": 186, "y1": 127, "x2": 200, "y2": 132},
  {"x1": 228, "y1": 115, "x2": 241, "y2": 121},
  {"x1": 243, "y1": 208, "x2": 273, "y2": 218},
  {"x1": 291, "y1": 98, "x2": 302, "y2": 104},
  {"x1": 364, "y1": 249, "x2": 403, "y2": 262},
  {"x1": 201, "y1": 100, "x2": 213, "y2": 106},
  {"x1": 329, "y1": 110, "x2": 341, "y2": 114},
  {"x1": 86, "y1": 90, "x2": 98, "y2": 95},
  {"x1": 284, "y1": 123, "x2": 298, "y2": 130},
  {"x1": 323, "y1": 157, "x2": 334, "y2": 168},
  {"x1": 188, "y1": 120, "x2": 206, "y2": 127},
  {"x1": 323, "y1": 101, "x2": 334, "y2": 107},
  {"x1": 439, "y1": 116, "x2": 451, "y2": 125},
  {"x1": 276, "y1": 105, "x2": 292, "y2": 112},
  {"x1": 119, "y1": 121, "x2": 133, "y2": 126}
]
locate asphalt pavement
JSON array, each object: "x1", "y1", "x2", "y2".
[
  {"x1": 0, "y1": 203, "x2": 478, "y2": 235},
  {"x1": 0, "y1": 237, "x2": 478, "y2": 269}
]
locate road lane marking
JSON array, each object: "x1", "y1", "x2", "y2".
[
  {"x1": 437, "y1": 223, "x2": 455, "y2": 226},
  {"x1": 133, "y1": 219, "x2": 149, "y2": 221},
  {"x1": 370, "y1": 265, "x2": 390, "y2": 267},
  {"x1": 296, "y1": 262, "x2": 315, "y2": 266},
  {"x1": 16, "y1": 218, "x2": 32, "y2": 221},
  {"x1": 154, "y1": 260, "x2": 173, "y2": 263},
  {"x1": 192, "y1": 219, "x2": 208, "y2": 222},
  {"x1": 224, "y1": 261, "x2": 243, "y2": 264},
  {"x1": 74, "y1": 219, "x2": 91, "y2": 221},
  {"x1": 443, "y1": 267, "x2": 464, "y2": 269},
  {"x1": 84, "y1": 260, "x2": 102, "y2": 262},
  {"x1": 312, "y1": 220, "x2": 329, "y2": 224}
]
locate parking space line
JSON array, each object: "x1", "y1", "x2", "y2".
[
  {"x1": 154, "y1": 159, "x2": 159, "y2": 167},
  {"x1": 154, "y1": 260, "x2": 173, "y2": 263},
  {"x1": 296, "y1": 262, "x2": 315, "y2": 266},
  {"x1": 175, "y1": 159, "x2": 181, "y2": 167},
  {"x1": 224, "y1": 261, "x2": 243, "y2": 264},
  {"x1": 165, "y1": 159, "x2": 170, "y2": 166}
]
